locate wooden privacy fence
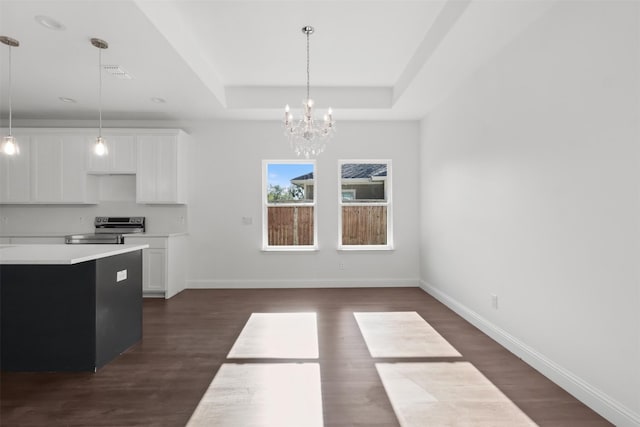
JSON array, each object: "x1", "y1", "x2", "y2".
[
  {"x1": 342, "y1": 205, "x2": 387, "y2": 245},
  {"x1": 268, "y1": 205, "x2": 387, "y2": 246},
  {"x1": 268, "y1": 206, "x2": 314, "y2": 246}
]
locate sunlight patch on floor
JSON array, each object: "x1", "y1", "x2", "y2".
[
  {"x1": 227, "y1": 312, "x2": 319, "y2": 359},
  {"x1": 186, "y1": 363, "x2": 323, "y2": 427},
  {"x1": 376, "y1": 362, "x2": 538, "y2": 427},
  {"x1": 354, "y1": 312, "x2": 461, "y2": 357}
]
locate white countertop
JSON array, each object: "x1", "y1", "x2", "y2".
[
  {"x1": 124, "y1": 232, "x2": 189, "y2": 238},
  {"x1": 0, "y1": 244, "x2": 149, "y2": 265},
  {"x1": 0, "y1": 232, "x2": 78, "y2": 238},
  {"x1": 0, "y1": 232, "x2": 188, "y2": 238}
]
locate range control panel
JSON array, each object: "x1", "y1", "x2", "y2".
[
  {"x1": 95, "y1": 217, "x2": 145, "y2": 225},
  {"x1": 94, "y1": 217, "x2": 146, "y2": 233}
]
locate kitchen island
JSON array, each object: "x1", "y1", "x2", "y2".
[{"x1": 0, "y1": 244, "x2": 148, "y2": 372}]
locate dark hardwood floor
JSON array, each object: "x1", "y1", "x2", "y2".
[{"x1": 1, "y1": 288, "x2": 612, "y2": 426}]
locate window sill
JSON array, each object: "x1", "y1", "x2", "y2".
[
  {"x1": 337, "y1": 245, "x2": 394, "y2": 252},
  {"x1": 262, "y1": 246, "x2": 319, "y2": 252}
]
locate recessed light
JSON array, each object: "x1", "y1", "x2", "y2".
[
  {"x1": 58, "y1": 97, "x2": 77, "y2": 103},
  {"x1": 151, "y1": 97, "x2": 166, "y2": 104},
  {"x1": 35, "y1": 15, "x2": 66, "y2": 31}
]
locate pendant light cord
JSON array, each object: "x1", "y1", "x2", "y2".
[
  {"x1": 8, "y1": 44, "x2": 12, "y2": 136},
  {"x1": 98, "y1": 45, "x2": 102, "y2": 138}
]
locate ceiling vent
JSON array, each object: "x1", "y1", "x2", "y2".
[{"x1": 103, "y1": 65, "x2": 132, "y2": 79}]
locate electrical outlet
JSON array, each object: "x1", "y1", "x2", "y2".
[
  {"x1": 338, "y1": 262, "x2": 345, "y2": 270},
  {"x1": 491, "y1": 294, "x2": 498, "y2": 309},
  {"x1": 242, "y1": 216, "x2": 253, "y2": 225}
]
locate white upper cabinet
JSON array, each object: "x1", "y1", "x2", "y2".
[
  {"x1": 0, "y1": 134, "x2": 31, "y2": 203},
  {"x1": 31, "y1": 134, "x2": 63, "y2": 202},
  {"x1": 62, "y1": 135, "x2": 98, "y2": 203},
  {"x1": 136, "y1": 131, "x2": 188, "y2": 204},
  {"x1": 87, "y1": 134, "x2": 136, "y2": 174},
  {"x1": 31, "y1": 134, "x2": 98, "y2": 204},
  {"x1": 0, "y1": 128, "x2": 187, "y2": 205}
]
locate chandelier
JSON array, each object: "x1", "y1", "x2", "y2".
[{"x1": 283, "y1": 26, "x2": 335, "y2": 158}]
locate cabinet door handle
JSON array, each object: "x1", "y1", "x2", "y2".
[{"x1": 116, "y1": 269, "x2": 128, "y2": 282}]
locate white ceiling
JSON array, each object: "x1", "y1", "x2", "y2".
[{"x1": 0, "y1": 0, "x2": 556, "y2": 122}]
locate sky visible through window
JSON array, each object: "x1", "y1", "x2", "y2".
[{"x1": 267, "y1": 163, "x2": 313, "y2": 188}]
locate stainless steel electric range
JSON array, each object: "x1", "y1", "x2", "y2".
[{"x1": 65, "y1": 216, "x2": 145, "y2": 244}]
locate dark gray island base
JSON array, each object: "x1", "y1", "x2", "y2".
[{"x1": 1, "y1": 250, "x2": 143, "y2": 371}]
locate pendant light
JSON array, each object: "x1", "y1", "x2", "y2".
[
  {"x1": 91, "y1": 38, "x2": 108, "y2": 156},
  {"x1": 1, "y1": 36, "x2": 20, "y2": 156}
]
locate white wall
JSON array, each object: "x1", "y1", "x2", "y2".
[
  {"x1": 0, "y1": 118, "x2": 420, "y2": 287},
  {"x1": 187, "y1": 120, "x2": 420, "y2": 288},
  {"x1": 419, "y1": 1, "x2": 639, "y2": 425}
]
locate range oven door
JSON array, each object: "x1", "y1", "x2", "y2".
[{"x1": 65, "y1": 234, "x2": 125, "y2": 244}]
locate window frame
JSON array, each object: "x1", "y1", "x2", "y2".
[
  {"x1": 262, "y1": 159, "x2": 318, "y2": 251},
  {"x1": 338, "y1": 159, "x2": 393, "y2": 251}
]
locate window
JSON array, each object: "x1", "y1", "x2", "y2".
[
  {"x1": 338, "y1": 160, "x2": 392, "y2": 250},
  {"x1": 262, "y1": 160, "x2": 317, "y2": 250}
]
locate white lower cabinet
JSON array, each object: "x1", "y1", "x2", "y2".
[
  {"x1": 145, "y1": 249, "x2": 167, "y2": 295},
  {"x1": 124, "y1": 235, "x2": 187, "y2": 299}
]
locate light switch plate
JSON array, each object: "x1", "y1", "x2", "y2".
[{"x1": 117, "y1": 269, "x2": 127, "y2": 282}]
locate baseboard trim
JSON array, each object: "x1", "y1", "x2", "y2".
[
  {"x1": 419, "y1": 280, "x2": 640, "y2": 427},
  {"x1": 187, "y1": 278, "x2": 420, "y2": 289}
]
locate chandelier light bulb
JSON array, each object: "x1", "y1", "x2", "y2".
[{"x1": 284, "y1": 105, "x2": 292, "y2": 125}]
